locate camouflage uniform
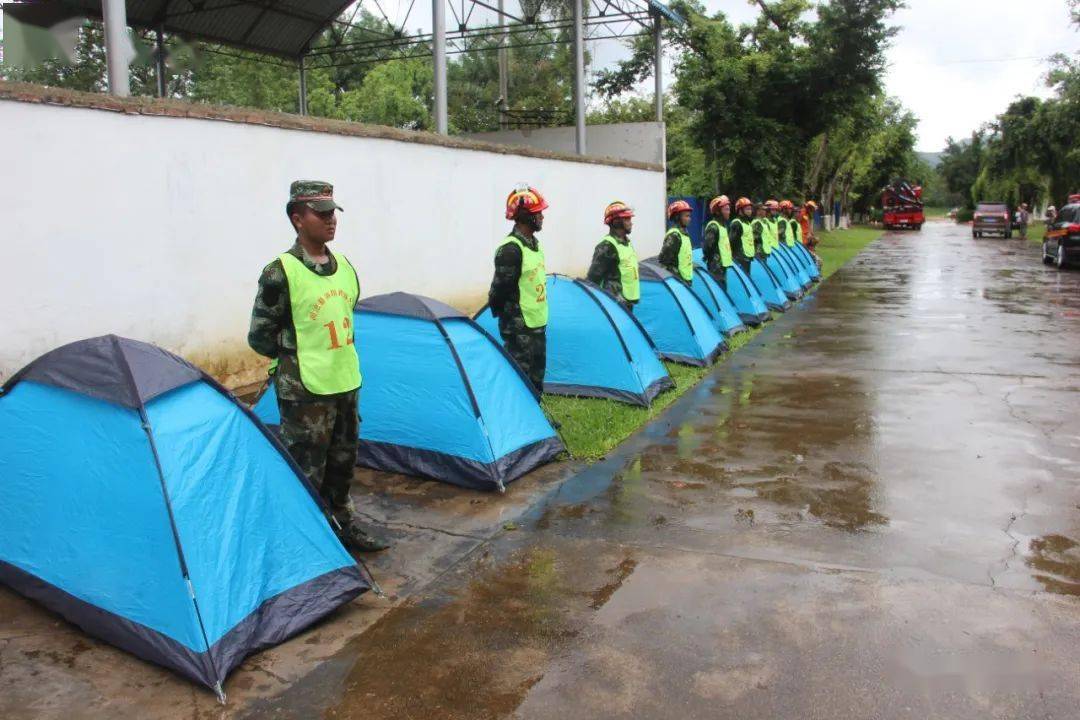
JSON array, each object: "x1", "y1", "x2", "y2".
[
  {"x1": 248, "y1": 242, "x2": 358, "y2": 512},
  {"x1": 701, "y1": 221, "x2": 728, "y2": 291},
  {"x1": 488, "y1": 229, "x2": 547, "y2": 393},
  {"x1": 586, "y1": 236, "x2": 636, "y2": 312},
  {"x1": 248, "y1": 181, "x2": 385, "y2": 551}
]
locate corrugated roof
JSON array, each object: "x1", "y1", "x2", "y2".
[{"x1": 31, "y1": 1, "x2": 355, "y2": 58}]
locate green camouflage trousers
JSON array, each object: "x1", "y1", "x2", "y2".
[
  {"x1": 499, "y1": 316, "x2": 547, "y2": 394},
  {"x1": 278, "y1": 390, "x2": 358, "y2": 510}
]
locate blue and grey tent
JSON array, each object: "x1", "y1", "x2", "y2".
[
  {"x1": 776, "y1": 244, "x2": 813, "y2": 290},
  {"x1": 691, "y1": 248, "x2": 770, "y2": 325},
  {"x1": 765, "y1": 249, "x2": 804, "y2": 300},
  {"x1": 254, "y1": 293, "x2": 563, "y2": 492},
  {"x1": 748, "y1": 258, "x2": 792, "y2": 311},
  {"x1": 689, "y1": 267, "x2": 748, "y2": 336},
  {"x1": 635, "y1": 260, "x2": 727, "y2": 366},
  {"x1": 789, "y1": 241, "x2": 822, "y2": 281},
  {"x1": 475, "y1": 275, "x2": 674, "y2": 406},
  {"x1": 0, "y1": 336, "x2": 366, "y2": 698}
]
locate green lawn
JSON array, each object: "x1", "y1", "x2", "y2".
[
  {"x1": 1026, "y1": 222, "x2": 1048, "y2": 244},
  {"x1": 923, "y1": 206, "x2": 949, "y2": 219},
  {"x1": 545, "y1": 227, "x2": 882, "y2": 460}
]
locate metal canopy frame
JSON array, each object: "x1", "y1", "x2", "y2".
[{"x1": 7, "y1": 0, "x2": 682, "y2": 151}]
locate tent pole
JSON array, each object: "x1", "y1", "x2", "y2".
[{"x1": 102, "y1": 0, "x2": 131, "y2": 96}]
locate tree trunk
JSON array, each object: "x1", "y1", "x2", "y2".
[{"x1": 805, "y1": 131, "x2": 829, "y2": 198}]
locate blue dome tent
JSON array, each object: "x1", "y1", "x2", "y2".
[
  {"x1": 635, "y1": 260, "x2": 727, "y2": 366},
  {"x1": 475, "y1": 275, "x2": 674, "y2": 407},
  {"x1": 776, "y1": 244, "x2": 813, "y2": 290},
  {"x1": 789, "y1": 241, "x2": 821, "y2": 281},
  {"x1": 689, "y1": 267, "x2": 748, "y2": 336},
  {"x1": 765, "y1": 249, "x2": 804, "y2": 300},
  {"x1": 253, "y1": 293, "x2": 563, "y2": 493},
  {"x1": 691, "y1": 248, "x2": 770, "y2": 325},
  {"x1": 0, "y1": 336, "x2": 367, "y2": 699},
  {"x1": 748, "y1": 259, "x2": 792, "y2": 311}
]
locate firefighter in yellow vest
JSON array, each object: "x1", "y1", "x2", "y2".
[
  {"x1": 587, "y1": 201, "x2": 640, "y2": 312},
  {"x1": 248, "y1": 180, "x2": 388, "y2": 552},
  {"x1": 702, "y1": 195, "x2": 734, "y2": 290},
  {"x1": 659, "y1": 199, "x2": 695, "y2": 286},
  {"x1": 728, "y1": 197, "x2": 757, "y2": 272},
  {"x1": 488, "y1": 185, "x2": 550, "y2": 393}
]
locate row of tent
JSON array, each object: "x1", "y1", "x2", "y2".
[{"x1": 0, "y1": 244, "x2": 819, "y2": 698}]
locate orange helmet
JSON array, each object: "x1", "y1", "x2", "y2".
[
  {"x1": 779, "y1": 200, "x2": 794, "y2": 211},
  {"x1": 735, "y1": 197, "x2": 753, "y2": 211},
  {"x1": 805, "y1": 200, "x2": 818, "y2": 210},
  {"x1": 764, "y1": 199, "x2": 779, "y2": 210},
  {"x1": 505, "y1": 185, "x2": 549, "y2": 220},
  {"x1": 604, "y1": 201, "x2": 634, "y2": 225},
  {"x1": 667, "y1": 199, "x2": 693, "y2": 219},
  {"x1": 708, "y1": 195, "x2": 731, "y2": 214}
]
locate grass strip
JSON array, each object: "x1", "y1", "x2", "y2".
[{"x1": 544, "y1": 226, "x2": 882, "y2": 459}]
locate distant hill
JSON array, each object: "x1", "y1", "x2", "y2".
[{"x1": 917, "y1": 151, "x2": 944, "y2": 169}]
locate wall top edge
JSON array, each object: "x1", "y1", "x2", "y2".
[{"x1": 0, "y1": 81, "x2": 665, "y2": 173}]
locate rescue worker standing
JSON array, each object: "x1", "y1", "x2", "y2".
[
  {"x1": 587, "y1": 201, "x2": 640, "y2": 312},
  {"x1": 751, "y1": 201, "x2": 770, "y2": 259},
  {"x1": 659, "y1": 199, "x2": 695, "y2": 285},
  {"x1": 729, "y1": 197, "x2": 757, "y2": 272},
  {"x1": 798, "y1": 200, "x2": 823, "y2": 269},
  {"x1": 763, "y1": 199, "x2": 781, "y2": 255},
  {"x1": 701, "y1": 195, "x2": 734, "y2": 290},
  {"x1": 777, "y1": 200, "x2": 797, "y2": 247},
  {"x1": 488, "y1": 185, "x2": 550, "y2": 394},
  {"x1": 248, "y1": 180, "x2": 388, "y2": 552}
]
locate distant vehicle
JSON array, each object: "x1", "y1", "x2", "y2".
[
  {"x1": 881, "y1": 179, "x2": 924, "y2": 230},
  {"x1": 947, "y1": 207, "x2": 959, "y2": 219},
  {"x1": 972, "y1": 201, "x2": 1012, "y2": 238},
  {"x1": 1042, "y1": 202, "x2": 1080, "y2": 269}
]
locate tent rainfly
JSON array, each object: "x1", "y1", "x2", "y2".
[
  {"x1": 635, "y1": 260, "x2": 727, "y2": 366},
  {"x1": 0, "y1": 336, "x2": 366, "y2": 698},
  {"x1": 254, "y1": 292, "x2": 563, "y2": 492},
  {"x1": 475, "y1": 275, "x2": 674, "y2": 406},
  {"x1": 688, "y1": 266, "x2": 748, "y2": 337}
]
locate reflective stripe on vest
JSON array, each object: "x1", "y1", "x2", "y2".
[
  {"x1": 733, "y1": 218, "x2": 755, "y2": 258},
  {"x1": 666, "y1": 227, "x2": 694, "y2": 282},
  {"x1": 602, "y1": 235, "x2": 640, "y2": 302},
  {"x1": 498, "y1": 235, "x2": 549, "y2": 328},
  {"x1": 706, "y1": 220, "x2": 733, "y2": 267},
  {"x1": 279, "y1": 252, "x2": 362, "y2": 396}
]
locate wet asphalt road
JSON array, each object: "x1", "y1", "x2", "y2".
[
  {"x1": 250, "y1": 222, "x2": 1080, "y2": 718},
  {"x1": 3, "y1": 221, "x2": 1079, "y2": 719}
]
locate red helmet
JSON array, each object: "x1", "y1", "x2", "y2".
[
  {"x1": 708, "y1": 195, "x2": 731, "y2": 214},
  {"x1": 604, "y1": 201, "x2": 634, "y2": 225},
  {"x1": 505, "y1": 185, "x2": 549, "y2": 220},
  {"x1": 667, "y1": 199, "x2": 692, "y2": 219},
  {"x1": 1068, "y1": 193, "x2": 1080, "y2": 204},
  {"x1": 779, "y1": 200, "x2": 794, "y2": 211},
  {"x1": 735, "y1": 197, "x2": 753, "y2": 211}
]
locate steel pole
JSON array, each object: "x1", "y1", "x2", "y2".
[
  {"x1": 155, "y1": 27, "x2": 167, "y2": 98},
  {"x1": 572, "y1": 0, "x2": 586, "y2": 154},
  {"x1": 102, "y1": 0, "x2": 130, "y2": 96},
  {"x1": 653, "y1": 13, "x2": 663, "y2": 122},
  {"x1": 497, "y1": 0, "x2": 509, "y2": 129},
  {"x1": 297, "y1": 56, "x2": 308, "y2": 115},
  {"x1": 433, "y1": 0, "x2": 449, "y2": 134}
]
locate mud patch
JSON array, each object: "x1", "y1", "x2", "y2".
[{"x1": 1026, "y1": 534, "x2": 1080, "y2": 596}]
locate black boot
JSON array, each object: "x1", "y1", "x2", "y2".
[{"x1": 333, "y1": 503, "x2": 390, "y2": 552}]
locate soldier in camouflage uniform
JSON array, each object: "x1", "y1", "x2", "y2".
[
  {"x1": 248, "y1": 180, "x2": 388, "y2": 552},
  {"x1": 488, "y1": 185, "x2": 550, "y2": 393},
  {"x1": 586, "y1": 201, "x2": 640, "y2": 312}
]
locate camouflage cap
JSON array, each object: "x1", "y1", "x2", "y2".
[{"x1": 288, "y1": 180, "x2": 343, "y2": 212}]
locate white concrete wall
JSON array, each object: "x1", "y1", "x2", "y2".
[
  {"x1": 464, "y1": 122, "x2": 666, "y2": 167},
  {"x1": 0, "y1": 99, "x2": 666, "y2": 386}
]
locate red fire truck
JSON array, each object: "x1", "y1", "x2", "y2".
[{"x1": 882, "y1": 179, "x2": 924, "y2": 230}]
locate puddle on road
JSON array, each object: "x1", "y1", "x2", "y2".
[
  {"x1": 1026, "y1": 534, "x2": 1080, "y2": 596},
  {"x1": 248, "y1": 545, "x2": 638, "y2": 720}
]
